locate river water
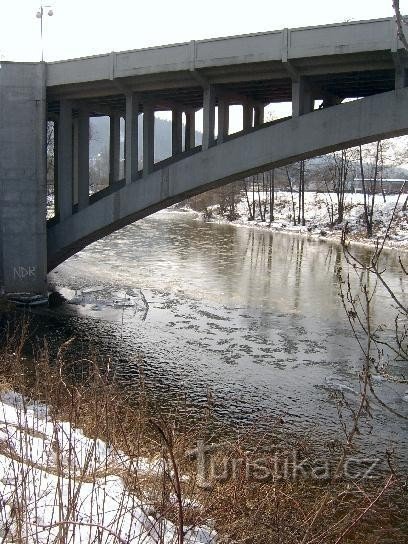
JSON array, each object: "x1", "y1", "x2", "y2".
[{"x1": 34, "y1": 211, "x2": 407, "y2": 462}]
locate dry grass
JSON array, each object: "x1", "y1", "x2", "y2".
[{"x1": 0, "y1": 318, "x2": 406, "y2": 543}]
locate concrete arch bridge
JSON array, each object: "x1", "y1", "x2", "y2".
[{"x1": 1, "y1": 16, "x2": 408, "y2": 295}]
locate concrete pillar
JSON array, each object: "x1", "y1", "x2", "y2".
[
  {"x1": 109, "y1": 112, "x2": 121, "y2": 185},
  {"x1": 217, "y1": 98, "x2": 229, "y2": 144},
  {"x1": 77, "y1": 109, "x2": 90, "y2": 209},
  {"x1": 53, "y1": 120, "x2": 59, "y2": 218},
  {"x1": 58, "y1": 99, "x2": 74, "y2": 221},
  {"x1": 72, "y1": 118, "x2": 79, "y2": 206},
  {"x1": 143, "y1": 102, "x2": 155, "y2": 176},
  {"x1": 172, "y1": 107, "x2": 183, "y2": 156},
  {"x1": 243, "y1": 102, "x2": 253, "y2": 131},
  {"x1": 292, "y1": 77, "x2": 314, "y2": 117},
  {"x1": 125, "y1": 92, "x2": 139, "y2": 184},
  {"x1": 395, "y1": 61, "x2": 408, "y2": 89},
  {"x1": 254, "y1": 104, "x2": 264, "y2": 126},
  {"x1": 0, "y1": 63, "x2": 47, "y2": 295},
  {"x1": 202, "y1": 85, "x2": 216, "y2": 150},
  {"x1": 184, "y1": 111, "x2": 196, "y2": 150}
]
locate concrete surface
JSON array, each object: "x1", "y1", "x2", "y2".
[{"x1": 0, "y1": 63, "x2": 47, "y2": 295}]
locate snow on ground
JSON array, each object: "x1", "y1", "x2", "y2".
[
  {"x1": 204, "y1": 191, "x2": 408, "y2": 251},
  {"x1": 0, "y1": 392, "x2": 216, "y2": 543}
]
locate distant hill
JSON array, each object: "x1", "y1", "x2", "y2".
[
  {"x1": 89, "y1": 117, "x2": 408, "y2": 181},
  {"x1": 90, "y1": 116, "x2": 202, "y2": 164}
]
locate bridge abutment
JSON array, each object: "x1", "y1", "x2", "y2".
[{"x1": 0, "y1": 62, "x2": 48, "y2": 297}]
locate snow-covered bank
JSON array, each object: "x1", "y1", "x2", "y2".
[
  {"x1": 185, "y1": 191, "x2": 408, "y2": 252},
  {"x1": 0, "y1": 391, "x2": 216, "y2": 543}
]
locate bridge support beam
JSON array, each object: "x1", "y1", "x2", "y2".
[
  {"x1": 73, "y1": 118, "x2": 79, "y2": 206},
  {"x1": 243, "y1": 101, "x2": 253, "y2": 131},
  {"x1": 125, "y1": 92, "x2": 140, "y2": 183},
  {"x1": 0, "y1": 63, "x2": 47, "y2": 296},
  {"x1": 184, "y1": 111, "x2": 196, "y2": 150},
  {"x1": 202, "y1": 85, "x2": 216, "y2": 150},
  {"x1": 395, "y1": 66, "x2": 408, "y2": 88},
  {"x1": 109, "y1": 112, "x2": 121, "y2": 185},
  {"x1": 172, "y1": 107, "x2": 183, "y2": 156},
  {"x1": 143, "y1": 102, "x2": 155, "y2": 176},
  {"x1": 58, "y1": 100, "x2": 74, "y2": 221},
  {"x1": 254, "y1": 104, "x2": 264, "y2": 126},
  {"x1": 77, "y1": 109, "x2": 90, "y2": 210},
  {"x1": 53, "y1": 119, "x2": 59, "y2": 218},
  {"x1": 394, "y1": 52, "x2": 408, "y2": 89},
  {"x1": 217, "y1": 98, "x2": 229, "y2": 144},
  {"x1": 291, "y1": 77, "x2": 314, "y2": 117}
]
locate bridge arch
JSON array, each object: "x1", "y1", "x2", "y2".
[{"x1": 47, "y1": 88, "x2": 408, "y2": 270}]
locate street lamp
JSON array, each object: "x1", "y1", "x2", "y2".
[{"x1": 36, "y1": 4, "x2": 54, "y2": 62}]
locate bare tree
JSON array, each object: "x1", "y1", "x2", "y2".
[
  {"x1": 216, "y1": 182, "x2": 241, "y2": 220},
  {"x1": 298, "y1": 160, "x2": 306, "y2": 226},
  {"x1": 359, "y1": 141, "x2": 383, "y2": 238},
  {"x1": 392, "y1": 0, "x2": 408, "y2": 50},
  {"x1": 268, "y1": 169, "x2": 275, "y2": 223},
  {"x1": 320, "y1": 148, "x2": 355, "y2": 225},
  {"x1": 242, "y1": 178, "x2": 254, "y2": 220},
  {"x1": 340, "y1": 186, "x2": 407, "y2": 405},
  {"x1": 285, "y1": 166, "x2": 297, "y2": 226}
]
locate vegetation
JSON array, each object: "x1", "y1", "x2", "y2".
[
  {"x1": 182, "y1": 139, "x2": 408, "y2": 244},
  {"x1": 0, "y1": 304, "x2": 406, "y2": 543}
]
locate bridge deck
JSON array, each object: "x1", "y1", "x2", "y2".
[{"x1": 46, "y1": 17, "x2": 402, "y2": 114}]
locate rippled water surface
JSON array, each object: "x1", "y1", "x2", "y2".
[{"x1": 37, "y1": 211, "x2": 407, "y2": 459}]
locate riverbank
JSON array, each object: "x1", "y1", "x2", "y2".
[
  {"x1": 183, "y1": 191, "x2": 408, "y2": 252},
  {"x1": 0, "y1": 392, "x2": 214, "y2": 544},
  {"x1": 0, "y1": 332, "x2": 217, "y2": 543}
]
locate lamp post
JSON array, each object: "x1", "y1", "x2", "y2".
[{"x1": 36, "y1": 4, "x2": 54, "y2": 62}]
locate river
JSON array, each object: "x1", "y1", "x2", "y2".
[{"x1": 32, "y1": 210, "x2": 407, "y2": 463}]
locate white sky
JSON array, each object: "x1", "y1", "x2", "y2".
[{"x1": 0, "y1": 0, "x2": 407, "y2": 63}]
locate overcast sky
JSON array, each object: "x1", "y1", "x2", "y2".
[{"x1": 0, "y1": 0, "x2": 407, "y2": 62}]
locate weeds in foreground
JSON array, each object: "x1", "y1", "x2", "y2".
[{"x1": 0, "y1": 317, "x2": 406, "y2": 543}]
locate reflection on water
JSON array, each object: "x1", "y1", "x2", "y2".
[{"x1": 40, "y1": 211, "x2": 407, "y2": 460}]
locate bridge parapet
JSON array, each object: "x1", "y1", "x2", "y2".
[{"x1": 47, "y1": 18, "x2": 399, "y2": 87}]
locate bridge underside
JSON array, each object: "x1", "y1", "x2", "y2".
[{"x1": 47, "y1": 88, "x2": 408, "y2": 270}]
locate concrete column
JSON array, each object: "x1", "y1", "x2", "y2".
[
  {"x1": 172, "y1": 107, "x2": 183, "y2": 156},
  {"x1": 77, "y1": 109, "x2": 90, "y2": 209},
  {"x1": 254, "y1": 104, "x2": 264, "y2": 126},
  {"x1": 243, "y1": 102, "x2": 253, "y2": 131},
  {"x1": 0, "y1": 63, "x2": 47, "y2": 295},
  {"x1": 72, "y1": 118, "x2": 79, "y2": 206},
  {"x1": 217, "y1": 98, "x2": 229, "y2": 144},
  {"x1": 184, "y1": 111, "x2": 196, "y2": 151},
  {"x1": 292, "y1": 77, "x2": 314, "y2": 117},
  {"x1": 125, "y1": 92, "x2": 139, "y2": 184},
  {"x1": 143, "y1": 102, "x2": 155, "y2": 176},
  {"x1": 395, "y1": 61, "x2": 408, "y2": 89},
  {"x1": 109, "y1": 112, "x2": 121, "y2": 185},
  {"x1": 202, "y1": 85, "x2": 216, "y2": 150},
  {"x1": 53, "y1": 120, "x2": 59, "y2": 218},
  {"x1": 58, "y1": 99, "x2": 74, "y2": 220}
]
